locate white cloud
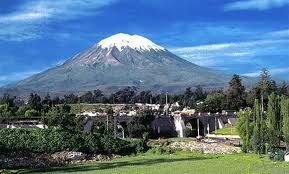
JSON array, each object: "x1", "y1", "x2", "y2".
[
  {"x1": 172, "y1": 39, "x2": 288, "y2": 53},
  {"x1": 225, "y1": 52, "x2": 251, "y2": 57},
  {"x1": 0, "y1": 12, "x2": 48, "y2": 22},
  {"x1": 168, "y1": 28, "x2": 289, "y2": 80},
  {"x1": 170, "y1": 39, "x2": 289, "y2": 66},
  {"x1": 224, "y1": 0, "x2": 289, "y2": 11},
  {"x1": 242, "y1": 67, "x2": 289, "y2": 77},
  {"x1": 0, "y1": 0, "x2": 116, "y2": 41},
  {"x1": 241, "y1": 72, "x2": 260, "y2": 77},
  {"x1": 264, "y1": 29, "x2": 289, "y2": 38},
  {"x1": 172, "y1": 43, "x2": 234, "y2": 52}
]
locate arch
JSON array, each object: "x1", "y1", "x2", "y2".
[{"x1": 184, "y1": 118, "x2": 204, "y2": 137}]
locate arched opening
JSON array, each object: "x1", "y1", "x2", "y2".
[
  {"x1": 118, "y1": 121, "x2": 127, "y2": 138},
  {"x1": 185, "y1": 118, "x2": 204, "y2": 137}
]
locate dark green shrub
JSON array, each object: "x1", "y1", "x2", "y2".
[
  {"x1": 0, "y1": 129, "x2": 137, "y2": 155},
  {"x1": 128, "y1": 139, "x2": 149, "y2": 153},
  {"x1": 71, "y1": 132, "x2": 102, "y2": 154},
  {"x1": 100, "y1": 135, "x2": 134, "y2": 155},
  {"x1": 24, "y1": 109, "x2": 39, "y2": 117},
  {"x1": 0, "y1": 129, "x2": 75, "y2": 153},
  {"x1": 268, "y1": 148, "x2": 286, "y2": 161}
]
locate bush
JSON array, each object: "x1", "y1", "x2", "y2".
[
  {"x1": 268, "y1": 148, "x2": 286, "y2": 161},
  {"x1": 0, "y1": 129, "x2": 77, "y2": 153},
  {"x1": 0, "y1": 129, "x2": 136, "y2": 155},
  {"x1": 127, "y1": 138, "x2": 149, "y2": 154},
  {"x1": 100, "y1": 135, "x2": 135, "y2": 155},
  {"x1": 148, "y1": 146, "x2": 179, "y2": 155},
  {"x1": 24, "y1": 109, "x2": 39, "y2": 117}
]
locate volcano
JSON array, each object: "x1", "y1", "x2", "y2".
[{"x1": 3, "y1": 33, "x2": 254, "y2": 94}]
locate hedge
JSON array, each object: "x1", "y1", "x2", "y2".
[{"x1": 0, "y1": 129, "x2": 140, "y2": 155}]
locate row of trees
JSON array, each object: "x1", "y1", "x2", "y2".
[
  {"x1": 0, "y1": 85, "x2": 207, "y2": 118},
  {"x1": 64, "y1": 85, "x2": 207, "y2": 106},
  {"x1": 196, "y1": 69, "x2": 289, "y2": 113},
  {"x1": 238, "y1": 93, "x2": 289, "y2": 154}
]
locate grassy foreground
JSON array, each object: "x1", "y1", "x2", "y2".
[{"x1": 17, "y1": 152, "x2": 289, "y2": 174}]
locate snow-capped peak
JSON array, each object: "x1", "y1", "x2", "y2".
[{"x1": 97, "y1": 33, "x2": 165, "y2": 51}]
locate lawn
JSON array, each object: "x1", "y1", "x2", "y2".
[
  {"x1": 213, "y1": 125, "x2": 239, "y2": 135},
  {"x1": 17, "y1": 152, "x2": 289, "y2": 174}
]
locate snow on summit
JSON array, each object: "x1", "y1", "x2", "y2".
[{"x1": 97, "y1": 33, "x2": 165, "y2": 51}]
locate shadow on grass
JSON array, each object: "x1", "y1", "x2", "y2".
[{"x1": 20, "y1": 156, "x2": 219, "y2": 174}]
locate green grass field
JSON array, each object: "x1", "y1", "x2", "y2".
[
  {"x1": 213, "y1": 125, "x2": 239, "y2": 135},
  {"x1": 18, "y1": 152, "x2": 289, "y2": 174}
]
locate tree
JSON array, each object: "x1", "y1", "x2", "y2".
[
  {"x1": 27, "y1": 93, "x2": 42, "y2": 114},
  {"x1": 278, "y1": 81, "x2": 289, "y2": 97},
  {"x1": 281, "y1": 96, "x2": 289, "y2": 149},
  {"x1": 16, "y1": 106, "x2": 30, "y2": 117},
  {"x1": 93, "y1": 89, "x2": 105, "y2": 103},
  {"x1": 0, "y1": 104, "x2": 13, "y2": 119},
  {"x1": 42, "y1": 94, "x2": 52, "y2": 115},
  {"x1": 196, "y1": 92, "x2": 225, "y2": 113},
  {"x1": 114, "y1": 87, "x2": 136, "y2": 104},
  {"x1": 258, "y1": 69, "x2": 277, "y2": 105},
  {"x1": 127, "y1": 109, "x2": 155, "y2": 138},
  {"x1": 266, "y1": 93, "x2": 280, "y2": 150},
  {"x1": 247, "y1": 68, "x2": 277, "y2": 108},
  {"x1": 237, "y1": 108, "x2": 253, "y2": 152},
  {"x1": 80, "y1": 91, "x2": 94, "y2": 103},
  {"x1": 52, "y1": 97, "x2": 61, "y2": 105},
  {"x1": 251, "y1": 99, "x2": 266, "y2": 154},
  {"x1": 63, "y1": 93, "x2": 79, "y2": 104},
  {"x1": 194, "y1": 85, "x2": 205, "y2": 101},
  {"x1": 0, "y1": 94, "x2": 17, "y2": 118},
  {"x1": 45, "y1": 104, "x2": 75, "y2": 130},
  {"x1": 224, "y1": 74, "x2": 245, "y2": 110},
  {"x1": 181, "y1": 87, "x2": 197, "y2": 108}
]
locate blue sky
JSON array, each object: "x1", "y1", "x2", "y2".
[{"x1": 0, "y1": 0, "x2": 288, "y2": 86}]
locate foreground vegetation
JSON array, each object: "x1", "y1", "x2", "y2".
[{"x1": 17, "y1": 152, "x2": 289, "y2": 174}]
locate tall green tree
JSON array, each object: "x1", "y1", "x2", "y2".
[
  {"x1": 225, "y1": 74, "x2": 245, "y2": 110},
  {"x1": 251, "y1": 99, "x2": 266, "y2": 154},
  {"x1": 266, "y1": 93, "x2": 280, "y2": 149},
  {"x1": 252, "y1": 99, "x2": 261, "y2": 153},
  {"x1": 260, "y1": 98, "x2": 267, "y2": 154},
  {"x1": 281, "y1": 96, "x2": 289, "y2": 149},
  {"x1": 258, "y1": 69, "x2": 277, "y2": 103},
  {"x1": 246, "y1": 69, "x2": 277, "y2": 108},
  {"x1": 237, "y1": 108, "x2": 253, "y2": 152}
]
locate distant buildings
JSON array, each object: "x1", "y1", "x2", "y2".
[
  {"x1": 172, "y1": 108, "x2": 196, "y2": 116},
  {"x1": 0, "y1": 118, "x2": 46, "y2": 129}
]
